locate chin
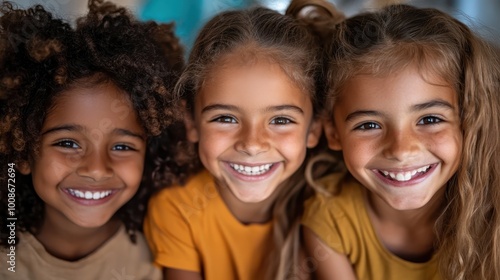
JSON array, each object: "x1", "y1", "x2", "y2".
[
  {"x1": 386, "y1": 198, "x2": 430, "y2": 211},
  {"x1": 232, "y1": 189, "x2": 275, "y2": 203}
]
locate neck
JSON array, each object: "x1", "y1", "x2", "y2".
[
  {"x1": 35, "y1": 207, "x2": 121, "y2": 261},
  {"x1": 217, "y1": 183, "x2": 281, "y2": 225},
  {"x1": 365, "y1": 188, "x2": 446, "y2": 262},
  {"x1": 367, "y1": 187, "x2": 445, "y2": 227}
]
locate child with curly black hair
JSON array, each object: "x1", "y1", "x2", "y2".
[{"x1": 0, "y1": 0, "x2": 193, "y2": 279}]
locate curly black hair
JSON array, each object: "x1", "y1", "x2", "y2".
[{"x1": 0, "y1": 0, "x2": 200, "y2": 246}]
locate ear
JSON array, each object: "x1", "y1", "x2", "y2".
[
  {"x1": 323, "y1": 117, "x2": 342, "y2": 151},
  {"x1": 306, "y1": 118, "x2": 322, "y2": 148},
  {"x1": 17, "y1": 161, "x2": 31, "y2": 175},
  {"x1": 182, "y1": 100, "x2": 199, "y2": 143}
]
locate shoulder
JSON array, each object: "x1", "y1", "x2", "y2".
[
  {"x1": 0, "y1": 228, "x2": 162, "y2": 280},
  {"x1": 302, "y1": 172, "x2": 366, "y2": 254},
  {"x1": 149, "y1": 169, "x2": 217, "y2": 207},
  {"x1": 147, "y1": 169, "x2": 220, "y2": 222},
  {"x1": 82, "y1": 226, "x2": 162, "y2": 279},
  {"x1": 306, "y1": 172, "x2": 364, "y2": 217}
]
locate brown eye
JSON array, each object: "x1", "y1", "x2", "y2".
[
  {"x1": 211, "y1": 116, "x2": 237, "y2": 123},
  {"x1": 418, "y1": 116, "x2": 443, "y2": 125},
  {"x1": 112, "y1": 144, "x2": 134, "y2": 151},
  {"x1": 271, "y1": 117, "x2": 293, "y2": 125},
  {"x1": 355, "y1": 122, "x2": 380, "y2": 130},
  {"x1": 54, "y1": 140, "x2": 79, "y2": 149}
]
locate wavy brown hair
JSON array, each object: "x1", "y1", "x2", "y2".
[
  {"x1": 322, "y1": 4, "x2": 500, "y2": 280},
  {"x1": 174, "y1": 5, "x2": 343, "y2": 279},
  {"x1": 0, "y1": 0, "x2": 197, "y2": 246}
]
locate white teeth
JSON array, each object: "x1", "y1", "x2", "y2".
[
  {"x1": 380, "y1": 165, "x2": 431, "y2": 182},
  {"x1": 85, "y1": 191, "x2": 92, "y2": 199},
  {"x1": 229, "y1": 163, "x2": 273, "y2": 176},
  {"x1": 396, "y1": 173, "x2": 404, "y2": 181},
  {"x1": 67, "y1": 189, "x2": 113, "y2": 200}
]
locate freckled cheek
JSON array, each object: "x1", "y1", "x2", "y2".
[
  {"x1": 196, "y1": 131, "x2": 233, "y2": 167},
  {"x1": 273, "y1": 132, "x2": 309, "y2": 162},
  {"x1": 424, "y1": 129, "x2": 463, "y2": 167},
  {"x1": 343, "y1": 144, "x2": 373, "y2": 171}
]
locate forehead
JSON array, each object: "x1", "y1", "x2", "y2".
[
  {"x1": 45, "y1": 83, "x2": 143, "y2": 131},
  {"x1": 337, "y1": 64, "x2": 458, "y2": 110},
  {"x1": 198, "y1": 59, "x2": 311, "y2": 111},
  {"x1": 203, "y1": 45, "x2": 311, "y2": 93},
  {"x1": 345, "y1": 43, "x2": 458, "y2": 86}
]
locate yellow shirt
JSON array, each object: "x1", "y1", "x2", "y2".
[
  {"x1": 144, "y1": 170, "x2": 273, "y2": 280},
  {"x1": 302, "y1": 173, "x2": 441, "y2": 280}
]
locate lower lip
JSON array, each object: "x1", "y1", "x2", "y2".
[
  {"x1": 225, "y1": 162, "x2": 280, "y2": 182},
  {"x1": 373, "y1": 164, "x2": 437, "y2": 187},
  {"x1": 62, "y1": 189, "x2": 119, "y2": 206}
]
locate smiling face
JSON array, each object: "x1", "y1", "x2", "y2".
[
  {"x1": 24, "y1": 82, "x2": 146, "y2": 229},
  {"x1": 325, "y1": 65, "x2": 462, "y2": 211},
  {"x1": 185, "y1": 59, "x2": 320, "y2": 203}
]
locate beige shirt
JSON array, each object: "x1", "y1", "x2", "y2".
[{"x1": 1, "y1": 225, "x2": 161, "y2": 280}]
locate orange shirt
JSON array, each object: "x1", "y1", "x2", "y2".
[{"x1": 144, "y1": 170, "x2": 273, "y2": 280}]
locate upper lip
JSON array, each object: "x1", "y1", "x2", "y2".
[
  {"x1": 226, "y1": 161, "x2": 278, "y2": 167},
  {"x1": 63, "y1": 185, "x2": 120, "y2": 191},
  {"x1": 225, "y1": 161, "x2": 277, "y2": 166},
  {"x1": 374, "y1": 163, "x2": 435, "y2": 173}
]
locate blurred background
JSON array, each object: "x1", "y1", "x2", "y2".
[{"x1": 11, "y1": 0, "x2": 500, "y2": 52}]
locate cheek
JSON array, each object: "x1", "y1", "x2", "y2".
[
  {"x1": 273, "y1": 132, "x2": 309, "y2": 162},
  {"x1": 196, "y1": 131, "x2": 229, "y2": 165},
  {"x1": 427, "y1": 128, "x2": 463, "y2": 166},
  {"x1": 32, "y1": 152, "x2": 73, "y2": 188},
  {"x1": 116, "y1": 158, "x2": 145, "y2": 190},
  {"x1": 341, "y1": 137, "x2": 376, "y2": 167},
  {"x1": 343, "y1": 147, "x2": 370, "y2": 172},
  {"x1": 30, "y1": 162, "x2": 63, "y2": 205}
]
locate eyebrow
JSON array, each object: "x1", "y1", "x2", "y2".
[
  {"x1": 345, "y1": 99, "x2": 455, "y2": 122},
  {"x1": 345, "y1": 111, "x2": 382, "y2": 122},
  {"x1": 113, "y1": 128, "x2": 145, "y2": 140},
  {"x1": 201, "y1": 104, "x2": 239, "y2": 114},
  {"x1": 410, "y1": 99, "x2": 455, "y2": 112},
  {"x1": 42, "y1": 124, "x2": 145, "y2": 140},
  {"x1": 201, "y1": 104, "x2": 304, "y2": 114},
  {"x1": 264, "y1": 105, "x2": 304, "y2": 114},
  {"x1": 42, "y1": 124, "x2": 83, "y2": 135}
]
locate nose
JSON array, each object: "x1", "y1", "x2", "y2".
[
  {"x1": 382, "y1": 127, "x2": 421, "y2": 161},
  {"x1": 76, "y1": 147, "x2": 113, "y2": 181},
  {"x1": 234, "y1": 123, "x2": 270, "y2": 156}
]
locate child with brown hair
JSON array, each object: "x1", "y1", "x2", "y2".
[
  {"x1": 302, "y1": 4, "x2": 500, "y2": 280},
  {"x1": 143, "y1": 3, "x2": 343, "y2": 280}
]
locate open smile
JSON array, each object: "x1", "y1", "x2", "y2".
[
  {"x1": 67, "y1": 189, "x2": 114, "y2": 200},
  {"x1": 229, "y1": 163, "x2": 274, "y2": 176},
  {"x1": 63, "y1": 187, "x2": 119, "y2": 205},
  {"x1": 375, "y1": 164, "x2": 436, "y2": 183}
]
